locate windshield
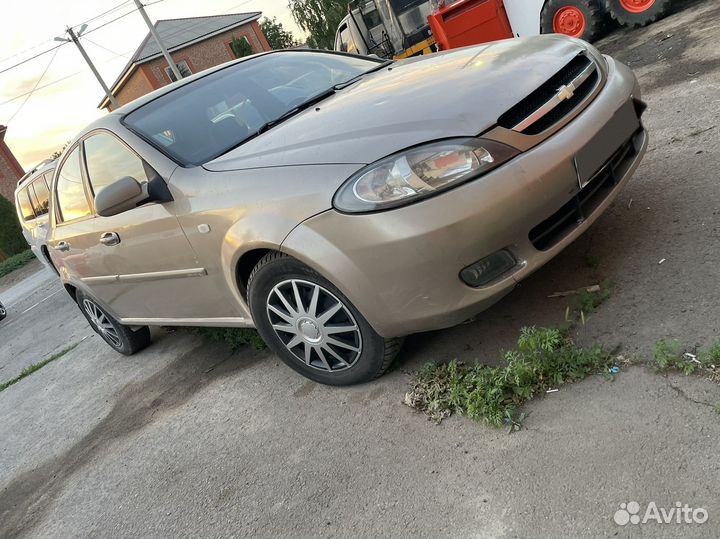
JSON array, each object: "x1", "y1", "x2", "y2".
[{"x1": 123, "y1": 52, "x2": 383, "y2": 166}]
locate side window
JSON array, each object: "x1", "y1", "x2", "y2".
[
  {"x1": 56, "y1": 147, "x2": 91, "y2": 222},
  {"x1": 84, "y1": 133, "x2": 149, "y2": 197},
  {"x1": 31, "y1": 175, "x2": 51, "y2": 217},
  {"x1": 336, "y1": 25, "x2": 351, "y2": 52},
  {"x1": 16, "y1": 188, "x2": 35, "y2": 221}
]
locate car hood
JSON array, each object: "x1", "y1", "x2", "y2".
[{"x1": 204, "y1": 36, "x2": 588, "y2": 172}]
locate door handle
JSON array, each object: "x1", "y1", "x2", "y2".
[
  {"x1": 99, "y1": 232, "x2": 121, "y2": 246},
  {"x1": 56, "y1": 241, "x2": 70, "y2": 252}
]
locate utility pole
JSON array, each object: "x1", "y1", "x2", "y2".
[
  {"x1": 56, "y1": 25, "x2": 120, "y2": 109},
  {"x1": 133, "y1": 0, "x2": 182, "y2": 81}
]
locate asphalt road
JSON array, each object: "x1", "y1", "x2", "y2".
[{"x1": 1, "y1": 2, "x2": 720, "y2": 537}]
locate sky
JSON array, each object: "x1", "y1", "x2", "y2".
[{"x1": 0, "y1": 0, "x2": 304, "y2": 169}]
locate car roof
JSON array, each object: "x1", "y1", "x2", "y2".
[{"x1": 16, "y1": 159, "x2": 56, "y2": 191}]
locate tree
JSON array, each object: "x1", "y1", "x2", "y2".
[
  {"x1": 0, "y1": 195, "x2": 27, "y2": 261},
  {"x1": 50, "y1": 141, "x2": 69, "y2": 160},
  {"x1": 230, "y1": 36, "x2": 254, "y2": 58},
  {"x1": 288, "y1": 0, "x2": 350, "y2": 50},
  {"x1": 260, "y1": 17, "x2": 300, "y2": 50}
]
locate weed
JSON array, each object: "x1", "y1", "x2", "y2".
[
  {"x1": 700, "y1": 340, "x2": 720, "y2": 368},
  {"x1": 404, "y1": 327, "x2": 612, "y2": 429},
  {"x1": 715, "y1": 402, "x2": 720, "y2": 415},
  {"x1": 0, "y1": 250, "x2": 35, "y2": 278},
  {"x1": 195, "y1": 327, "x2": 267, "y2": 350},
  {"x1": 566, "y1": 279, "x2": 613, "y2": 325},
  {"x1": 653, "y1": 339, "x2": 696, "y2": 375},
  {"x1": 0, "y1": 343, "x2": 79, "y2": 392}
]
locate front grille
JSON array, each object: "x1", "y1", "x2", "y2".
[
  {"x1": 528, "y1": 135, "x2": 638, "y2": 251},
  {"x1": 498, "y1": 55, "x2": 598, "y2": 136}
]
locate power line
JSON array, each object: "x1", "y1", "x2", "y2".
[
  {"x1": 0, "y1": 42, "x2": 66, "y2": 77},
  {"x1": 83, "y1": 36, "x2": 132, "y2": 58},
  {"x1": 5, "y1": 46, "x2": 61, "y2": 124},
  {"x1": 71, "y1": 0, "x2": 133, "y2": 29},
  {"x1": 83, "y1": 6, "x2": 141, "y2": 36},
  {"x1": 0, "y1": 47, "x2": 136, "y2": 108}
]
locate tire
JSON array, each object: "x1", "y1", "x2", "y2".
[
  {"x1": 76, "y1": 290, "x2": 151, "y2": 355},
  {"x1": 604, "y1": 0, "x2": 672, "y2": 27},
  {"x1": 541, "y1": 0, "x2": 604, "y2": 42},
  {"x1": 247, "y1": 252, "x2": 402, "y2": 385},
  {"x1": 0, "y1": 302, "x2": 6, "y2": 321}
]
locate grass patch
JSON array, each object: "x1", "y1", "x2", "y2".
[
  {"x1": 404, "y1": 327, "x2": 613, "y2": 431},
  {"x1": 700, "y1": 340, "x2": 720, "y2": 368},
  {"x1": 195, "y1": 327, "x2": 266, "y2": 350},
  {"x1": 0, "y1": 250, "x2": 35, "y2": 278},
  {"x1": 0, "y1": 343, "x2": 79, "y2": 392},
  {"x1": 653, "y1": 338, "x2": 720, "y2": 378}
]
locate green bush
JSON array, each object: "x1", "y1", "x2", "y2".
[
  {"x1": 0, "y1": 195, "x2": 27, "y2": 260},
  {"x1": 0, "y1": 250, "x2": 35, "y2": 278}
]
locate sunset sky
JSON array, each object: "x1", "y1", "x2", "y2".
[{"x1": 0, "y1": 0, "x2": 304, "y2": 170}]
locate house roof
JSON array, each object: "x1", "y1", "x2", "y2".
[{"x1": 100, "y1": 11, "x2": 262, "y2": 109}]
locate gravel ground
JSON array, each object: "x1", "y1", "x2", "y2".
[{"x1": 1, "y1": 2, "x2": 719, "y2": 537}]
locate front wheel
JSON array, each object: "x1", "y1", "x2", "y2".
[
  {"x1": 76, "y1": 290, "x2": 151, "y2": 355},
  {"x1": 247, "y1": 253, "x2": 401, "y2": 385},
  {"x1": 604, "y1": 0, "x2": 672, "y2": 27},
  {"x1": 0, "y1": 301, "x2": 6, "y2": 321},
  {"x1": 540, "y1": 0, "x2": 604, "y2": 42}
]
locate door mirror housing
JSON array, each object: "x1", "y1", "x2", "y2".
[
  {"x1": 95, "y1": 175, "x2": 174, "y2": 217},
  {"x1": 95, "y1": 176, "x2": 146, "y2": 217}
]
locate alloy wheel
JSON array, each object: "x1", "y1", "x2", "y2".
[
  {"x1": 83, "y1": 299, "x2": 122, "y2": 348},
  {"x1": 266, "y1": 279, "x2": 362, "y2": 372},
  {"x1": 0, "y1": 304, "x2": 5, "y2": 317}
]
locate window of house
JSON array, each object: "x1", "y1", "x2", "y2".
[
  {"x1": 31, "y1": 175, "x2": 51, "y2": 217},
  {"x1": 16, "y1": 188, "x2": 35, "y2": 221},
  {"x1": 56, "y1": 146, "x2": 91, "y2": 222},
  {"x1": 165, "y1": 61, "x2": 192, "y2": 82},
  {"x1": 84, "y1": 133, "x2": 149, "y2": 197}
]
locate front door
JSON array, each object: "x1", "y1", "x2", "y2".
[{"x1": 79, "y1": 131, "x2": 206, "y2": 321}]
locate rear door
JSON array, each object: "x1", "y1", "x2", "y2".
[{"x1": 47, "y1": 145, "x2": 101, "y2": 286}]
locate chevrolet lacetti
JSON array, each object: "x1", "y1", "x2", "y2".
[{"x1": 46, "y1": 37, "x2": 647, "y2": 385}]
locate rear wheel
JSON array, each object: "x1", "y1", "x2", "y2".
[
  {"x1": 0, "y1": 302, "x2": 6, "y2": 321},
  {"x1": 604, "y1": 0, "x2": 672, "y2": 27},
  {"x1": 247, "y1": 252, "x2": 401, "y2": 385},
  {"x1": 76, "y1": 290, "x2": 151, "y2": 355},
  {"x1": 541, "y1": 0, "x2": 604, "y2": 42}
]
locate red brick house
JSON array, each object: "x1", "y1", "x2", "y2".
[
  {"x1": 0, "y1": 125, "x2": 24, "y2": 202},
  {"x1": 100, "y1": 12, "x2": 271, "y2": 111}
]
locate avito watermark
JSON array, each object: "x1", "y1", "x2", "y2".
[{"x1": 614, "y1": 501, "x2": 708, "y2": 526}]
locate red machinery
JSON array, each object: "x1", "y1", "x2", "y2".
[{"x1": 428, "y1": 0, "x2": 514, "y2": 51}]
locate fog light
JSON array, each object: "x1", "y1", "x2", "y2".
[{"x1": 460, "y1": 250, "x2": 517, "y2": 287}]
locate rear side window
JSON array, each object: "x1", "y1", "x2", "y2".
[
  {"x1": 16, "y1": 188, "x2": 35, "y2": 221},
  {"x1": 31, "y1": 175, "x2": 51, "y2": 217},
  {"x1": 84, "y1": 133, "x2": 149, "y2": 196},
  {"x1": 56, "y1": 147, "x2": 91, "y2": 222}
]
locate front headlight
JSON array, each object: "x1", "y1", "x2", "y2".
[{"x1": 333, "y1": 138, "x2": 518, "y2": 213}]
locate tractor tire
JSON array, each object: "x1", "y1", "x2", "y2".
[
  {"x1": 604, "y1": 0, "x2": 672, "y2": 27},
  {"x1": 541, "y1": 0, "x2": 604, "y2": 42}
]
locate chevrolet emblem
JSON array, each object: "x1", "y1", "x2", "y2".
[{"x1": 556, "y1": 83, "x2": 576, "y2": 101}]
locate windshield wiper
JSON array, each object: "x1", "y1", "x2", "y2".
[
  {"x1": 333, "y1": 59, "x2": 394, "y2": 90},
  {"x1": 256, "y1": 87, "x2": 338, "y2": 135}
]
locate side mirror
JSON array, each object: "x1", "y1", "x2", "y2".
[{"x1": 95, "y1": 176, "x2": 146, "y2": 217}]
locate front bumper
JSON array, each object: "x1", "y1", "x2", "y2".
[{"x1": 281, "y1": 57, "x2": 648, "y2": 337}]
